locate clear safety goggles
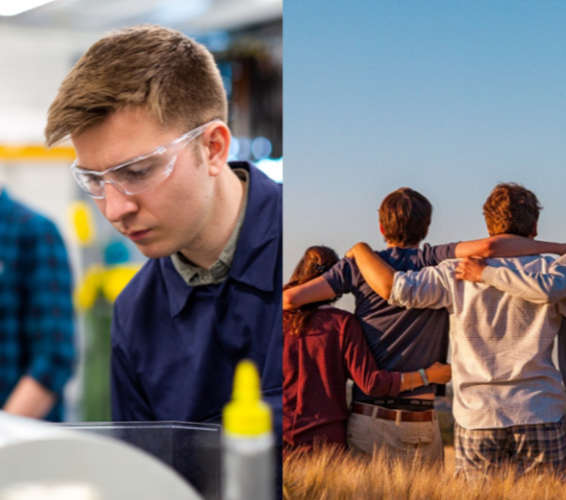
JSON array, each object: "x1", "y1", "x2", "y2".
[{"x1": 70, "y1": 120, "x2": 220, "y2": 199}]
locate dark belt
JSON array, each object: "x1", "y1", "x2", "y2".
[
  {"x1": 370, "y1": 398, "x2": 435, "y2": 409},
  {"x1": 351, "y1": 402, "x2": 436, "y2": 422}
]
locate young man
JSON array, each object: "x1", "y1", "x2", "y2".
[
  {"x1": 348, "y1": 183, "x2": 566, "y2": 479},
  {"x1": 45, "y1": 26, "x2": 282, "y2": 446},
  {"x1": 284, "y1": 187, "x2": 565, "y2": 464},
  {"x1": 0, "y1": 189, "x2": 74, "y2": 422}
]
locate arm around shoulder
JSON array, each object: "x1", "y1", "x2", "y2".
[
  {"x1": 282, "y1": 276, "x2": 336, "y2": 310},
  {"x1": 480, "y1": 257, "x2": 566, "y2": 305},
  {"x1": 389, "y1": 265, "x2": 452, "y2": 310},
  {"x1": 346, "y1": 243, "x2": 395, "y2": 300},
  {"x1": 455, "y1": 234, "x2": 566, "y2": 259}
]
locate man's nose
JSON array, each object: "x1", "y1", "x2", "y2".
[{"x1": 101, "y1": 182, "x2": 139, "y2": 222}]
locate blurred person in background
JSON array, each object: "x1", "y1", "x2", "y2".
[
  {"x1": 284, "y1": 245, "x2": 451, "y2": 454},
  {"x1": 45, "y1": 24, "x2": 282, "y2": 478},
  {"x1": 0, "y1": 188, "x2": 74, "y2": 422}
]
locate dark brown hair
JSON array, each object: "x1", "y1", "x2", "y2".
[
  {"x1": 483, "y1": 183, "x2": 541, "y2": 237},
  {"x1": 46, "y1": 25, "x2": 228, "y2": 146},
  {"x1": 284, "y1": 246, "x2": 339, "y2": 337},
  {"x1": 378, "y1": 188, "x2": 432, "y2": 246}
]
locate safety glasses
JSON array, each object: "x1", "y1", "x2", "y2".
[{"x1": 71, "y1": 119, "x2": 220, "y2": 199}]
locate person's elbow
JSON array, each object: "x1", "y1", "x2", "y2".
[
  {"x1": 536, "y1": 276, "x2": 566, "y2": 304},
  {"x1": 480, "y1": 238, "x2": 497, "y2": 258},
  {"x1": 283, "y1": 289, "x2": 298, "y2": 310},
  {"x1": 371, "y1": 277, "x2": 393, "y2": 300},
  {"x1": 382, "y1": 278, "x2": 393, "y2": 300}
]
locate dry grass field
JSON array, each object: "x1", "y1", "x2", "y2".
[{"x1": 283, "y1": 444, "x2": 566, "y2": 500}]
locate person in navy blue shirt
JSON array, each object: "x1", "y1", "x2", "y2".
[
  {"x1": 45, "y1": 25, "x2": 282, "y2": 483},
  {"x1": 0, "y1": 189, "x2": 75, "y2": 422}
]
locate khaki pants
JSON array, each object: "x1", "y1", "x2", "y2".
[{"x1": 347, "y1": 411, "x2": 444, "y2": 466}]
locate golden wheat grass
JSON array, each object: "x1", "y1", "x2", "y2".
[{"x1": 283, "y1": 444, "x2": 566, "y2": 500}]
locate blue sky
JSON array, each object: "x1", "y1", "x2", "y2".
[{"x1": 284, "y1": 1, "x2": 566, "y2": 283}]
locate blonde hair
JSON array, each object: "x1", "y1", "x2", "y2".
[{"x1": 46, "y1": 25, "x2": 228, "y2": 146}]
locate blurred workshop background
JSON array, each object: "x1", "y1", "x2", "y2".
[{"x1": 0, "y1": 0, "x2": 282, "y2": 422}]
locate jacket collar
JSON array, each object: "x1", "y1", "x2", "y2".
[{"x1": 162, "y1": 161, "x2": 281, "y2": 317}]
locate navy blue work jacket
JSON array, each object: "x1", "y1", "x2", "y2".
[{"x1": 110, "y1": 162, "x2": 282, "y2": 444}]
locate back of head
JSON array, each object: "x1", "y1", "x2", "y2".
[
  {"x1": 379, "y1": 187, "x2": 432, "y2": 246},
  {"x1": 286, "y1": 245, "x2": 339, "y2": 289},
  {"x1": 284, "y1": 246, "x2": 339, "y2": 336},
  {"x1": 45, "y1": 25, "x2": 228, "y2": 146},
  {"x1": 483, "y1": 183, "x2": 541, "y2": 237}
]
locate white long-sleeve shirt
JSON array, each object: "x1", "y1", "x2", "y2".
[
  {"x1": 481, "y1": 253, "x2": 566, "y2": 306},
  {"x1": 389, "y1": 256, "x2": 566, "y2": 430}
]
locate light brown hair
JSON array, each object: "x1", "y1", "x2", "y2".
[
  {"x1": 483, "y1": 183, "x2": 541, "y2": 237},
  {"x1": 45, "y1": 25, "x2": 228, "y2": 146},
  {"x1": 378, "y1": 188, "x2": 432, "y2": 246},
  {"x1": 284, "y1": 246, "x2": 339, "y2": 337}
]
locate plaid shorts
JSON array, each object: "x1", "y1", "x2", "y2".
[{"x1": 454, "y1": 417, "x2": 566, "y2": 480}]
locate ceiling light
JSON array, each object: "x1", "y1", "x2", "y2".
[{"x1": 0, "y1": 0, "x2": 57, "y2": 17}]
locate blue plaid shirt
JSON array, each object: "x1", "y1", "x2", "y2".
[{"x1": 0, "y1": 190, "x2": 75, "y2": 421}]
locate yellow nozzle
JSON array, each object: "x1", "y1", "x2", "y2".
[{"x1": 222, "y1": 360, "x2": 272, "y2": 436}]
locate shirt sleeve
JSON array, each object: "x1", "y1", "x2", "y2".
[
  {"x1": 419, "y1": 242, "x2": 458, "y2": 267},
  {"x1": 340, "y1": 314, "x2": 401, "y2": 397},
  {"x1": 389, "y1": 265, "x2": 452, "y2": 310},
  {"x1": 23, "y1": 217, "x2": 75, "y2": 396},
  {"x1": 323, "y1": 258, "x2": 354, "y2": 296},
  {"x1": 110, "y1": 304, "x2": 155, "y2": 421},
  {"x1": 482, "y1": 254, "x2": 566, "y2": 307}
]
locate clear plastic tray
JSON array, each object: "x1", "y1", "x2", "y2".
[{"x1": 62, "y1": 421, "x2": 221, "y2": 500}]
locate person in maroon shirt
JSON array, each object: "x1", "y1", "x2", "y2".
[{"x1": 283, "y1": 245, "x2": 451, "y2": 453}]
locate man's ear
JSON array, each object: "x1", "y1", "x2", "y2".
[
  {"x1": 202, "y1": 122, "x2": 231, "y2": 176},
  {"x1": 379, "y1": 223, "x2": 385, "y2": 236},
  {"x1": 531, "y1": 222, "x2": 538, "y2": 239}
]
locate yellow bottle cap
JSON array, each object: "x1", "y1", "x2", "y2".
[{"x1": 223, "y1": 360, "x2": 272, "y2": 436}]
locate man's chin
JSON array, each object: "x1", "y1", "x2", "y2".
[{"x1": 135, "y1": 243, "x2": 175, "y2": 260}]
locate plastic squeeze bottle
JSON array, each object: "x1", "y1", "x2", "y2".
[{"x1": 222, "y1": 360, "x2": 274, "y2": 500}]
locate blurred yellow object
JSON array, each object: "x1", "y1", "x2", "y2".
[
  {"x1": 0, "y1": 144, "x2": 75, "y2": 162},
  {"x1": 75, "y1": 264, "x2": 141, "y2": 310},
  {"x1": 68, "y1": 201, "x2": 96, "y2": 246},
  {"x1": 75, "y1": 265, "x2": 105, "y2": 311},
  {"x1": 223, "y1": 360, "x2": 272, "y2": 436},
  {"x1": 102, "y1": 265, "x2": 141, "y2": 303}
]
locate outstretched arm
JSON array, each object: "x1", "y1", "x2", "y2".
[
  {"x1": 346, "y1": 243, "x2": 395, "y2": 300},
  {"x1": 456, "y1": 254, "x2": 566, "y2": 305},
  {"x1": 455, "y1": 234, "x2": 566, "y2": 259},
  {"x1": 282, "y1": 276, "x2": 336, "y2": 310}
]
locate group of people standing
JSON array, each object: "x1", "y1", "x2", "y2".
[{"x1": 283, "y1": 184, "x2": 566, "y2": 480}]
